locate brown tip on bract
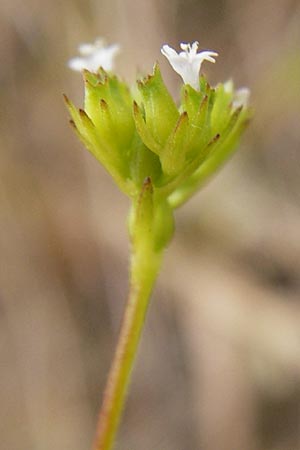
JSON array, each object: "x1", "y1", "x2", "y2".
[
  {"x1": 140, "y1": 67, "x2": 156, "y2": 87},
  {"x1": 63, "y1": 94, "x2": 70, "y2": 104},
  {"x1": 146, "y1": 72, "x2": 154, "y2": 83},
  {"x1": 153, "y1": 62, "x2": 160, "y2": 73},
  {"x1": 133, "y1": 100, "x2": 139, "y2": 113},
  {"x1": 198, "y1": 94, "x2": 208, "y2": 110},
  {"x1": 100, "y1": 99, "x2": 108, "y2": 110},
  {"x1": 230, "y1": 106, "x2": 243, "y2": 124},
  {"x1": 143, "y1": 176, "x2": 153, "y2": 192},
  {"x1": 69, "y1": 120, "x2": 77, "y2": 129},
  {"x1": 174, "y1": 111, "x2": 188, "y2": 132},
  {"x1": 98, "y1": 67, "x2": 107, "y2": 76},
  {"x1": 209, "y1": 133, "x2": 220, "y2": 145},
  {"x1": 180, "y1": 110, "x2": 189, "y2": 123},
  {"x1": 84, "y1": 77, "x2": 93, "y2": 87}
]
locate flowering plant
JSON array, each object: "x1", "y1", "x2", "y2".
[{"x1": 65, "y1": 39, "x2": 251, "y2": 450}]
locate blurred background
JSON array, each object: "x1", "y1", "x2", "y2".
[{"x1": 1, "y1": 0, "x2": 300, "y2": 449}]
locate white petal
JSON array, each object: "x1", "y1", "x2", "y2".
[
  {"x1": 161, "y1": 45, "x2": 180, "y2": 60},
  {"x1": 162, "y1": 45, "x2": 197, "y2": 86},
  {"x1": 224, "y1": 80, "x2": 234, "y2": 94},
  {"x1": 190, "y1": 41, "x2": 199, "y2": 55},
  {"x1": 161, "y1": 41, "x2": 218, "y2": 90},
  {"x1": 233, "y1": 87, "x2": 250, "y2": 108},
  {"x1": 78, "y1": 43, "x2": 96, "y2": 55},
  {"x1": 68, "y1": 39, "x2": 120, "y2": 73},
  {"x1": 68, "y1": 57, "x2": 87, "y2": 71},
  {"x1": 180, "y1": 43, "x2": 190, "y2": 52},
  {"x1": 194, "y1": 50, "x2": 218, "y2": 64}
]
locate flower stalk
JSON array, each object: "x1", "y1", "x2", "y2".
[
  {"x1": 93, "y1": 251, "x2": 161, "y2": 450},
  {"x1": 93, "y1": 177, "x2": 165, "y2": 450},
  {"x1": 65, "y1": 39, "x2": 252, "y2": 450}
]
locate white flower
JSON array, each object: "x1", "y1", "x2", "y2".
[
  {"x1": 68, "y1": 38, "x2": 120, "y2": 72},
  {"x1": 161, "y1": 41, "x2": 218, "y2": 90},
  {"x1": 224, "y1": 81, "x2": 250, "y2": 108},
  {"x1": 232, "y1": 87, "x2": 250, "y2": 108}
]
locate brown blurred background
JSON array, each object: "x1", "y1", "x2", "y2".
[{"x1": 1, "y1": 0, "x2": 300, "y2": 449}]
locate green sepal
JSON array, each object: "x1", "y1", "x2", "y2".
[
  {"x1": 168, "y1": 105, "x2": 252, "y2": 208},
  {"x1": 128, "y1": 131, "x2": 162, "y2": 187},
  {"x1": 180, "y1": 82, "x2": 216, "y2": 163},
  {"x1": 64, "y1": 95, "x2": 133, "y2": 195},
  {"x1": 210, "y1": 82, "x2": 234, "y2": 136},
  {"x1": 64, "y1": 95, "x2": 106, "y2": 160},
  {"x1": 132, "y1": 101, "x2": 161, "y2": 155},
  {"x1": 83, "y1": 70, "x2": 135, "y2": 151},
  {"x1": 186, "y1": 94, "x2": 212, "y2": 158},
  {"x1": 160, "y1": 112, "x2": 190, "y2": 176},
  {"x1": 136, "y1": 64, "x2": 179, "y2": 150},
  {"x1": 180, "y1": 77, "x2": 209, "y2": 118},
  {"x1": 128, "y1": 177, "x2": 174, "y2": 253}
]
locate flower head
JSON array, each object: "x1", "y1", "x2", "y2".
[
  {"x1": 68, "y1": 38, "x2": 120, "y2": 72},
  {"x1": 161, "y1": 41, "x2": 218, "y2": 90},
  {"x1": 65, "y1": 41, "x2": 251, "y2": 212}
]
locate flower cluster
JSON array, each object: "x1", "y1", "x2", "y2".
[{"x1": 65, "y1": 40, "x2": 251, "y2": 249}]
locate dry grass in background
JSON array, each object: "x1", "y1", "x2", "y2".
[{"x1": 1, "y1": 0, "x2": 300, "y2": 449}]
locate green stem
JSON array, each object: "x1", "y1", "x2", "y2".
[{"x1": 92, "y1": 237, "x2": 162, "y2": 450}]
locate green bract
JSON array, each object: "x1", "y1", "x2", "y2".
[{"x1": 65, "y1": 64, "x2": 251, "y2": 250}]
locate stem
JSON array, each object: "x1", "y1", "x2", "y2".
[{"x1": 92, "y1": 240, "x2": 162, "y2": 450}]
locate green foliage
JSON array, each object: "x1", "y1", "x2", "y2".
[{"x1": 65, "y1": 64, "x2": 251, "y2": 252}]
